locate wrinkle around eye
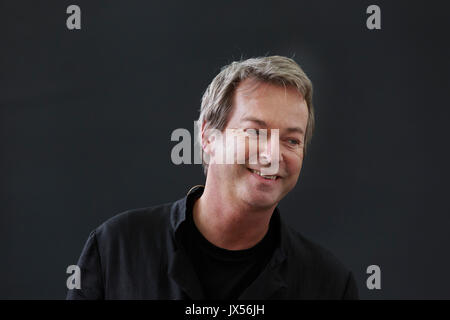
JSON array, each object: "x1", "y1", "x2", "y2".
[
  {"x1": 282, "y1": 137, "x2": 301, "y2": 145},
  {"x1": 243, "y1": 128, "x2": 261, "y2": 136}
]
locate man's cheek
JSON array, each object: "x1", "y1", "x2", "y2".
[
  {"x1": 259, "y1": 135, "x2": 280, "y2": 175},
  {"x1": 223, "y1": 129, "x2": 247, "y2": 165},
  {"x1": 247, "y1": 138, "x2": 259, "y2": 165},
  {"x1": 236, "y1": 141, "x2": 247, "y2": 164}
]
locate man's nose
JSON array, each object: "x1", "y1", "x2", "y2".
[
  {"x1": 258, "y1": 134, "x2": 281, "y2": 166},
  {"x1": 259, "y1": 141, "x2": 272, "y2": 165}
]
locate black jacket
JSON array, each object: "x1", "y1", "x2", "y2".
[{"x1": 66, "y1": 186, "x2": 359, "y2": 300}]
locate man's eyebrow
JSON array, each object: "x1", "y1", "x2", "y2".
[
  {"x1": 241, "y1": 116, "x2": 304, "y2": 135},
  {"x1": 241, "y1": 116, "x2": 267, "y2": 126},
  {"x1": 285, "y1": 127, "x2": 304, "y2": 135}
]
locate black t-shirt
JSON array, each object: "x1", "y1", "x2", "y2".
[{"x1": 182, "y1": 193, "x2": 277, "y2": 300}]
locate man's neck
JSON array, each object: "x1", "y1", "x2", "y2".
[{"x1": 192, "y1": 183, "x2": 276, "y2": 251}]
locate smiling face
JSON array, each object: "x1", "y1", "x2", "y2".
[{"x1": 204, "y1": 78, "x2": 309, "y2": 210}]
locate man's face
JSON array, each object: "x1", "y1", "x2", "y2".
[{"x1": 205, "y1": 78, "x2": 309, "y2": 210}]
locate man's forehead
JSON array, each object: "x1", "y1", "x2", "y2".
[{"x1": 227, "y1": 79, "x2": 308, "y2": 132}]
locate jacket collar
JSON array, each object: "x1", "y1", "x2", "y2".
[
  {"x1": 169, "y1": 184, "x2": 204, "y2": 246},
  {"x1": 168, "y1": 185, "x2": 289, "y2": 299}
]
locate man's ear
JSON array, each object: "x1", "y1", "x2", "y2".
[
  {"x1": 201, "y1": 121, "x2": 214, "y2": 157},
  {"x1": 202, "y1": 123, "x2": 224, "y2": 162}
]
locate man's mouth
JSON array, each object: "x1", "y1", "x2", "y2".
[{"x1": 247, "y1": 168, "x2": 280, "y2": 181}]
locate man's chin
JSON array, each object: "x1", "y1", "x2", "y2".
[{"x1": 242, "y1": 192, "x2": 279, "y2": 210}]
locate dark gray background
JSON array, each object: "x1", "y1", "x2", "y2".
[{"x1": 1, "y1": 0, "x2": 449, "y2": 299}]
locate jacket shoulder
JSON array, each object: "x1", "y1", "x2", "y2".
[
  {"x1": 68, "y1": 201, "x2": 178, "y2": 299},
  {"x1": 94, "y1": 201, "x2": 174, "y2": 243},
  {"x1": 284, "y1": 226, "x2": 358, "y2": 299},
  {"x1": 290, "y1": 228, "x2": 348, "y2": 273}
]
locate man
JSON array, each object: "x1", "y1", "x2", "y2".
[{"x1": 67, "y1": 56, "x2": 358, "y2": 300}]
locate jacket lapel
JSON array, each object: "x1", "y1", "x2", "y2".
[
  {"x1": 168, "y1": 246, "x2": 205, "y2": 299},
  {"x1": 238, "y1": 247, "x2": 288, "y2": 299},
  {"x1": 167, "y1": 188, "x2": 206, "y2": 299}
]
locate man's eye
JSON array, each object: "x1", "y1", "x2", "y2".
[
  {"x1": 245, "y1": 129, "x2": 260, "y2": 136},
  {"x1": 288, "y1": 139, "x2": 300, "y2": 146}
]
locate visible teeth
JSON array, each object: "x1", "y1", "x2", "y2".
[{"x1": 250, "y1": 169, "x2": 277, "y2": 180}]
